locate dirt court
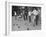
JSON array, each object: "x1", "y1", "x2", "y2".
[{"x1": 12, "y1": 16, "x2": 41, "y2": 31}]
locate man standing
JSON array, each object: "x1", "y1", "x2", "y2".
[
  {"x1": 28, "y1": 10, "x2": 32, "y2": 22},
  {"x1": 32, "y1": 8, "x2": 39, "y2": 26},
  {"x1": 24, "y1": 11, "x2": 28, "y2": 20}
]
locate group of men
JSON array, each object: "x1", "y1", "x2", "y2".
[{"x1": 14, "y1": 7, "x2": 40, "y2": 26}]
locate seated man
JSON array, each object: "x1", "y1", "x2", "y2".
[{"x1": 14, "y1": 11, "x2": 17, "y2": 20}]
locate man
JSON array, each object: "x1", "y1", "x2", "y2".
[
  {"x1": 24, "y1": 11, "x2": 28, "y2": 20},
  {"x1": 28, "y1": 10, "x2": 32, "y2": 22},
  {"x1": 32, "y1": 8, "x2": 39, "y2": 26}
]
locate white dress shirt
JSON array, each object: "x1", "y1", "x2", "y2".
[{"x1": 32, "y1": 10, "x2": 39, "y2": 16}]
